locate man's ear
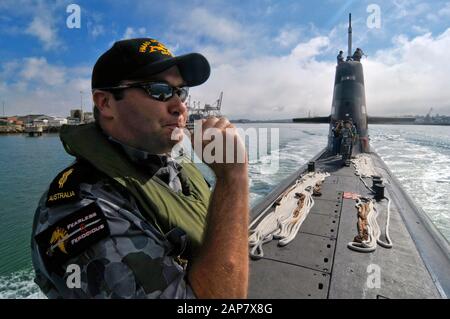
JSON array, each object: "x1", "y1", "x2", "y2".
[{"x1": 92, "y1": 90, "x2": 115, "y2": 120}]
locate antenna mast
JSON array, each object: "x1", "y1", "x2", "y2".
[{"x1": 348, "y1": 13, "x2": 352, "y2": 58}]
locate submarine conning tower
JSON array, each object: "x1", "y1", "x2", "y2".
[{"x1": 328, "y1": 13, "x2": 370, "y2": 153}]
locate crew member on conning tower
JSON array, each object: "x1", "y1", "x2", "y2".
[
  {"x1": 337, "y1": 50, "x2": 344, "y2": 64},
  {"x1": 352, "y1": 48, "x2": 365, "y2": 62}
]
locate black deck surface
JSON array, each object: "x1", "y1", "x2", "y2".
[{"x1": 248, "y1": 151, "x2": 448, "y2": 299}]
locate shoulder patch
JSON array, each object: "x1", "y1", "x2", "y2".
[
  {"x1": 35, "y1": 202, "x2": 110, "y2": 274},
  {"x1": 46, "y1": 161, "x2": 98, "y2": 207}
]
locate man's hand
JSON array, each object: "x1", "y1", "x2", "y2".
[{"x1": 191, "y1": 116, "x2": 247, "y2": 179}]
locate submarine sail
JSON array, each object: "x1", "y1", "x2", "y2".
[{"x1": 328, "y1": 13, "x2": 369, "y2": 153}]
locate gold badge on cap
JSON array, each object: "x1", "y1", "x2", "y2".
[{"x1": 139, "y1": 39, "x2": 173, "y2": 56}]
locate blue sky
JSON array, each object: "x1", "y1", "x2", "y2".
[{"x1": 1, "y1": 0, "x2": 450, "y2": 119}]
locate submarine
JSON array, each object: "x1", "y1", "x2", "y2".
[{"x1": 247, "y1": 14, "x2": 450, "y2": 299}]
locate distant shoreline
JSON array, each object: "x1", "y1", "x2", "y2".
[
  {"x1": 0, "y1": 132, "x2": 60, "y2": 135},
  {"x1": 1, "y1": 122, "x2": 450, "y2": 137},
  {"x1": 231, "y1": 120, "x2": 450, "y2": 126}
]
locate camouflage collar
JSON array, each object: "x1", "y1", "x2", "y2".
[{"x1": 105, "y1": 135, "x2": 184, "y2": 193}]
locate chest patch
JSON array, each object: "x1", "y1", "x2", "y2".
[{"x1": 35, "y1": 202, "x2": 110, "y2": 273}]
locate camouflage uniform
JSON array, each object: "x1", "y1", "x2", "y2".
[
  {"x1": 352, "y1": 48, "x2": 364, "y2": 62},
  {"x1": 31, "y1": 147, "x2": 197, "y2": 299},
  {"x1": 340, "y1": 126, "x2": 354, "y2": 161}
]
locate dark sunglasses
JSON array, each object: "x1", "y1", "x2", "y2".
[{"x1": 96, "y1": 82, "x2": 189, "y2": 102}]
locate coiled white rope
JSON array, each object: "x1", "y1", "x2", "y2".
[
  {"x1": 348, "y1": 154, "x2": 393, "y2": 252},
  {"x1": 352, "y1": 154, "x2": 378, "y2": 178},
  {"x1": 377, "y1": 196, "x2": 392, "y2": 249},
  {"x1": 249, "y1": 171, "x2": 330, "y2": 259},
  {"x1": 347, "y1": 197, "x2": 392, "y2": 252}
]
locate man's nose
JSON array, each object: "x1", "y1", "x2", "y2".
[{"x1": 167, "y1": 94, "x2": 187, "y2": 116}]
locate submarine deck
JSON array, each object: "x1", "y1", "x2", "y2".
[{"x1": 248, "y1": 149, "x2": 450, "y2": 299}]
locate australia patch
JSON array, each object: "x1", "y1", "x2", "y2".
[
  {"x1": 35, "y1": 202, "x2": 110, "y2": 274},
  {"x1": 46, "y1": 161, "x2": 97, "y2": 207}
]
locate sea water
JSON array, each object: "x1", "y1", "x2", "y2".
[{"x1": 0, "y1": 123, "x2": 448, "y2": 298}]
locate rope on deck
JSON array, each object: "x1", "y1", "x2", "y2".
[
  {"x1": 248, "y1": 171, "x2": 330, "y2": 259},
  {"x1": 347, "y1": 154, "x2": 393, "y2": 252},
  {"x1": 352, "y1": 153, "x2": 378, "y2": 178}
]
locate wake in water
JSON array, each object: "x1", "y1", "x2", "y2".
[
  {"x1": 370, "y1": 125, "x2": 450, "y2": 242},
  {"x1": 0, "y1": 269, "x2": 45, "y2": 299},
  {"x1": 247, "y1": 127, "x2": 327, "y2": 206}
]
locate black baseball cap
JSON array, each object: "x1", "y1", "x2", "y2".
[{"x1": 92, "y1": 38, "x2": 210, "y2": 89}]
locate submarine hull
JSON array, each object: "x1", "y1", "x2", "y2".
[{"x1": 248, "y1": 148, "x2": 449, "y2": 298}]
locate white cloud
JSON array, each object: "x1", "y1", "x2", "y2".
[
  {"x1": 439, "y1": 2, "x2": 450, "y2": 17},
  {"x1": 1, "y1": 60, "x2": 21, "y2": 77},
  {"x1": 190, "y1": 28, "x2": 450, "y2": 119},
  {"x1": 25, "y1": 16, "x2": 60, "y2": 50},
  {"x1": 123, "y1": 27, "x2": 147, "y2": 39},
  {"x1": 411, "y1": 25, "x2": 430, "y2": 34},
  {"x1": 90, "y1": 24, "x2": 105, "y2": 38},
  {"x1": 275, "y1": 28, "x2": 302, "y2": 47},
  {"x1": 388, "y1": 1, "x2": 450, "y2": 29},
  {"x1": 265, "y1": 5, "x2": 277, "y2": 15},
  {"x1": 392, "y1": 0, "x2": 430, "y2": 19},
  {"x1": 162, "y1": 6, "x2": 268, "y2": 63},
  {"x1": 1, "y1": 57, "x2": 91, "y2": 117},
  {"x1": 424, "y1": 2, "x2": 450, "y2": 23},
  {"x1": 106, "y1": 27, "x2": 148, "y2": 47},
  {"x1": 3, "y1": 2, "x2": 450, "y2": 119},
  {"x1": 175, "y1": 8, "x2": 247, "y2": 44},
  {"x1": 19, "y1": 57, "x2": 66, "y2": 86},
  {"x1": 189, "y1": 36, "x2": 334, "y2": 120},
  {"x1": 1, "y1": 0, "x2": 66, "y2": 51},
  {"x1": 290, "y1": 36, "x2": 330, "y2": 60},
  {"x1": 365, "y1": 29, "x2": 450, "y2": 116},
  {"x1": 84, "y1": 9, "x2": 107, "y2": 39}
]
